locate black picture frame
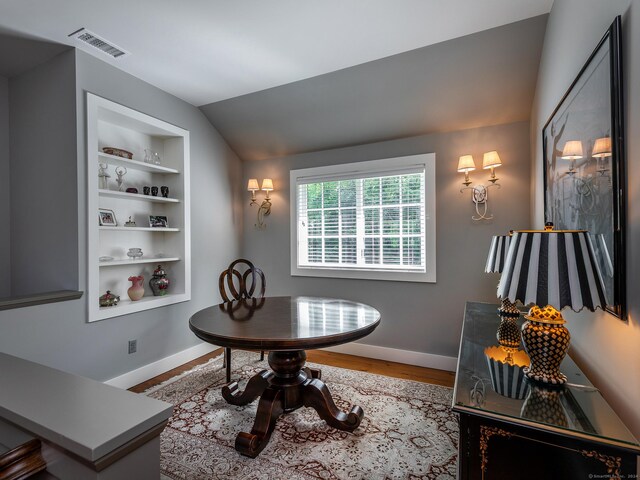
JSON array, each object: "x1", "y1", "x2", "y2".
[{"x1": 543, "y1": 16, "x2": 625, "y2": 320}]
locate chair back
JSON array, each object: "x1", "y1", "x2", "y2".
[{"x1": 219, "y1": 259, "x2": 266, "y2": 302}]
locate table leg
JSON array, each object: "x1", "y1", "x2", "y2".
[
  {"x1": 235, "y1": 387, "x2": 283, "y2": 458},
  {"x1": 302, "y1": 378, "x2": 363, "y2": 431},
  {"x1": 222, "y1": 370, "x2": 273, "y2": 406}
]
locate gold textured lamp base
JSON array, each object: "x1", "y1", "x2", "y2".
[{"x1": 521, "y1": 305, "x2": 571, "y2": 386}]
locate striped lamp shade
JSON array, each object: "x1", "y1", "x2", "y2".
[
  {"x1": 497, "y1": 229, "x2": 606, "y2": 312},
  {"x1": 485, "y1": 235, "x2": 511, "y2": 273}
]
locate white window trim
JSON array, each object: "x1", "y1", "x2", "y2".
[{"x1": 290, "y1": 153, "x2": 436, "y2": 283}]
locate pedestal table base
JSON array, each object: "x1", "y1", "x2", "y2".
[{"x1": 221, "y1": 350, "x2": 364, "y2": 457}]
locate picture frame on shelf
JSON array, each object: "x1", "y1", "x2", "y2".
[
  {"x1": 98, "y1": 208, "x2": 117, "y2": 226},
  {"x1": 149, "y1": 215, "x2": 169, "y2": 228}
]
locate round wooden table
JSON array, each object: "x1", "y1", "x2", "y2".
[{"x1": 189, "y1": 295, "x2": 381, "y2": 457}]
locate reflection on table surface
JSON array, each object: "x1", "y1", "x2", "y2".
[
  {"x1": 190, "y1": 295, "x2": 380, "y2": 342},
  {"x1": 454, "y1": 302, "x2": 639, "y2": 449}
]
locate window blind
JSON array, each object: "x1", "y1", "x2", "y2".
[{"x1": 296, "y1": 169, "x2": 426, "y2": 272}]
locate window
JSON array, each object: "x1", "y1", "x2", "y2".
[{"x1": 290, "y1": 153, "x2": 436, "y2": 282}]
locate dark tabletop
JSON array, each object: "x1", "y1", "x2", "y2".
[
  {"x1": 189, "y1": 296, "x2": 381, "y2": 351},
  {"x1": 453, "y1": 301, "x2": 640, "y2": 451}
]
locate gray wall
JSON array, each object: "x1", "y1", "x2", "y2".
[
  {"x1": 8, "y1": 51, "x2": 78, "y2": 295},
  {"x1": 0, "y1": 49, "x2": 242, "y2": 381},
  {"x1": 0, "y1": 76, "x2": 9, "y2": 295},
  {"x1": 530, "y1": 0, "x2": 640, "y2": 437},
  {"x1": 243, "y1": 121, "x2": 531, "y2": 358}
]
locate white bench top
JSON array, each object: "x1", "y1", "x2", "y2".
[{"x1": 0, "y1": 353, "x2": 172, "y2": 461}]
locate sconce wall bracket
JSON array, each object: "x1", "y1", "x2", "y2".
[
  {"x1": 461, "y1": 183, "x2": 500, "y2": 221},
  {"x1": 255, "y1": 198, "x2": 272, "y2": 230}
]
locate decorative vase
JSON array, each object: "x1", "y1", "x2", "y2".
[
  {"x1": 149, "y1": 264, "x2": 170, "y2": 296},
  {"x1": 521, "y1": 305, "x2": 571, "y2": 385},
  {"x1": 497, "y1": 316, "x2": 520, "y2": 352},
  {"x1": 161, "y1": 186, "x2": 169, "y2": 198},
  {"x1": 151, "y1": 186, "x2": 158, "y2": 196},
  {"x1": 127, "y1": 275, "x2": 145, "y2": 301}
]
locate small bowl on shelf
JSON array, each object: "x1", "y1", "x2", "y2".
[
  {"x1": 102, "y1": 147, "x2": 133, "y2": 159},
  {"x1": 127, "y1": 248, "x2": 143, "y2": 260}
]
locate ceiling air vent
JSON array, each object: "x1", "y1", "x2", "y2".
[{"x1": 68, "y1": 28, "x2": 129, "y2": 58}]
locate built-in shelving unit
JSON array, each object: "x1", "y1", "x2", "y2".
[{"x1": 87, "y1": 93, "x2": 191, "y2": 322}]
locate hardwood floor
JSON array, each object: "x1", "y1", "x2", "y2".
[{"x1": 129, "y1": 348, "x2": 455, "y2": 393}]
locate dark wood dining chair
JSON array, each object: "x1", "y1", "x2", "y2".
[{"x1": 218, "y1": 259, "x2": 266, "y2": 383}]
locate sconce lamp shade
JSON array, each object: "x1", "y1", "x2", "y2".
[
  {"x1": 485, "y1": 235, "x2": 511, "y2": 273},
  {"x1": 592, "y1": 137, "x2": 612, "y2": 158},
  {"x1": 497, "y1": 229, "x2": 606, "y2": 312},
  {"x1": 261, "y1": 178, "x2": 274, "y2": 191},
  {"x1": 482, "y1": 151, "x2": 502, "y2": 169},
  {"x1": 247, "y1": 178, "x2": 259, "y2": 192},
  {"x1": 457, "y1": 155, "x2": 476, "y2": 172},
  {"x1": 561, "y1": 140, "x2": 584, "y2": 160}
]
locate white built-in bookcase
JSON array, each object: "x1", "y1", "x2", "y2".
[{"x1": 86, "y1": 93, "x2": 191, "y2": 322}]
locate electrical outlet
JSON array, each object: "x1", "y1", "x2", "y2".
[{"x1": 128, "y1": 340, "x2": 137, "y2": 354}]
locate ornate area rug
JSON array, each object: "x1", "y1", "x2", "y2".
[{"x1": 145, "y1": 351, "x2": 458, "y2": 479}]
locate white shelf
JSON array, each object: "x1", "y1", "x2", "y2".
[
  {"x1": 98, "y1": 152, "x2": 179, "y2": 174},
  {"x1": 88, "y1": 93, "x2": 191, "y2": 322},
  {"x1": 96, "y1": 293, "x2": 190, "y2": 321},
  {"x1": 99, "y1": 257, "x2": 180, "y2": 267},
  {"x1": 98, "y1": 189, "x2": 180, "y2": 203},
  {"x1": 99, "y1": 226, "x2": 180, "y2": 232}
]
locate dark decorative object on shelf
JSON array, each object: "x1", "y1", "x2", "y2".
[
  {"x1": 102, "y1": 147, "x2": 133, "y2": 159},
  {"x1": 149, "y1": 215, "x2": 168, "y2": 228},
  {"x1": 543, "y1": 16, "x2": 626, "y2": 320},
  {"x1": 151, "y1": 186, "x2": 158, "y2": 196},
  {"x1": 143, "y1": 186, "x2": 150, "y2": 195},
  {"x1": 99, "y1": 290, "x2": 120, "y2": 307},
  {"x1": 125, "y1": 187, "x2": 138, "y2": 194},
  {"x1": 161, "y1": 186, "x2": 169, "y2": 198},
  {"x1": 149, "y1": 265, "x2": 170, "y2": 296}
]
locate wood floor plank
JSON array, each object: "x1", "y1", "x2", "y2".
[{"x1": 129, "y1": 348, "x2": 455, "y2": 393}]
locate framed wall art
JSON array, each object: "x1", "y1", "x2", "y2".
[{"x1": 543, "y1": 16, "x2": 625, "y2": 319}]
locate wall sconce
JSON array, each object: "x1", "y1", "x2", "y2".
[
  {"x1": 458, "y1": 151, "x2": 502, "y2": 221},
  {"x1": 592, "y1": 136, "x2": 612, "y2": 175},
  {"x1": 247, "y1": 178, "x2": 273, "y2": 230},
  {"x1": 561, "y1": 140, "x2": 583, "y2": 176}
]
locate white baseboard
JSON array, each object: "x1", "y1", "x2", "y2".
[
  {"x1": 321, "y1": 342, "x2": 457, "y2": 372},
  {"x1": 104, "y1": 341, "x2": 456, "y2": 390},
  {"x1": 104, "y1": 343, "x2": 219, "y2": 389}
]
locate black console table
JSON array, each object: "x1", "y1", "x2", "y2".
[{"x1": 453, "y1": 302, "x2": 639, "y2": 480}]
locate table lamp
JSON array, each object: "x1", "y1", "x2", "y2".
[
  {"x1": 485, "y1": 233, "x2": 521, "y2": 357},
  {"x1": 497, "y1": 223, "x2": 606, "y2": 385}
]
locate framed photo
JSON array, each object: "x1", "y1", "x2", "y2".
[
  {"x1": 542, "y1": 17, "x2": 625, "y2": 319},
  {"x1": 149, "y1": 215, "x2": 169, "y2": 228},
  {"x1": 98, "y1": 208, "x2": 117, "y2": 226}
]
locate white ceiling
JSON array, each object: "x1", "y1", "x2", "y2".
[{"x1": 0, "y1": 0, "x2": 553, "y2": 106}]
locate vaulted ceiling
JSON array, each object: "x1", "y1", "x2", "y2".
[
  {"x1": 0, "y1": 1, "x2": 551, "y2": 106},
  {"x1": 200, "y1": 15, "x2": 548, "y2": 161}
]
